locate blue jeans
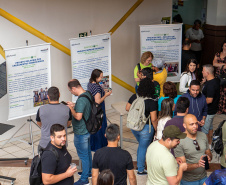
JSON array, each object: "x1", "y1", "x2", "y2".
[
  {"x1": 131, "y1": 124, "x2": 154, "y2": 172},
  {"x1": 181, "y1": 177, "x2": 207, "y2": 185},
  {"x1": 202, "y1": 114, "x2": 215, "y2": 134},
  {"x1": 74, "y1": 132, "x2": 92, "y2": 182}
]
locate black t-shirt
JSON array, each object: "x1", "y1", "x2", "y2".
[
  {"x1": 93, "y1": 147, "x2": 134, "y2": 185},
  {"x1": 41, "y1": 142, "x2": 73, "y2": 185},
  {"x1": 181, "y1": 50, "x2": 196, "y2": 72},
  {"x1": 128, "y1": 94, "x2": 158, "y2": 123},
  {"x1": 202, "y1": 78, "x2": 220, "y2": 115}
]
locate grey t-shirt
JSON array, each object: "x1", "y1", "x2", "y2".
[
  {"x1": 174, "y1": 131, "x2": 209, "y2": 181},
  {"x1": 36, "y1": 103, "x2": 72, "y2": 148}
]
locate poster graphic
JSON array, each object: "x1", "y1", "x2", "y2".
[
  {"x1": 5, "y1": 43, "x2": 51, "y2": 120},
  {"x1": 70, "y1": 33, "x2": 111, "y2": 101},
  {"x1": 140, "y1": 24, "x2": 182, "y2": 82}
]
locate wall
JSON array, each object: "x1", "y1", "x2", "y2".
[
  {"x1": 0, "y1": 0, "x2": 172, "y2": 138},
  {"x1": 172, "y1": 0, "x2": 205, "y2": 25}
]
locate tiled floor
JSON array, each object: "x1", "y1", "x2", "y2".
[{"x1": 0, "y1": 109, "x2": 225, "y2": 185}]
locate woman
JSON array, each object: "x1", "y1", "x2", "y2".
[
  {"x1": 126, "y1": 78, "x2": 158, "y2": 175},
  {"x1": 179, "y1": 59, "x2": 198, "y2": 94},
  {"x1": 213, "y1": 40, "x2": 226, "y2": 114},
  {"x1": 156, "y1": 98, "x2": 174, "y2": 140},
  {"x1": 134, "y1": 51, "x2": 153, "y2": 92},
  {"x1": 97, "y1": 169, "x2": 114, "y2": 185},
  {"x1": 87, "y1": 69, "x2": 112, "y2": 151},
  {"x1": 158, "y1": 81, "x2": 180, "y2": 116}
]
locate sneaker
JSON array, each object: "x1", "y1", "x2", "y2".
[
  {"x1": 137, "y1": 170, "x2": 147, "y2": 176},
  {"x1": 78, "y1": 172, "x2": 92, "y2": 178},
  {"x1": 135, "y1": 167, "x2": 138, "y2": 171},
  {"x1": 74, "y1": 179, "x2": 90, "y2": 185}
]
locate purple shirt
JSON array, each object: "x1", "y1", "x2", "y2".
[{"x1": 164, "y1": 116, "x2": 185, "y2": 132}]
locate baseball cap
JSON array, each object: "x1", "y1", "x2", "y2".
[
  {"x1": 152, "y1": 58, "x2": 164, "y2": 69},
  {"x1": 163, "y1": 125, "x2": 187, "y2": 139}
]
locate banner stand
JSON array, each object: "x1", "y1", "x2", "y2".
[{"x1": 0, "y1": 117, "x2": 40, "y2": 157}]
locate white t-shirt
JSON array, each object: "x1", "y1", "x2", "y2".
[
  {"x1": 146, "y1": 141, "x2": 178, "y2": 185},
  {"x1": 186, "y1": 28, "x2": 204, "y2": 51},
  {"x1": 156, "y1": 116, "x2": 171, "y2": 140}
]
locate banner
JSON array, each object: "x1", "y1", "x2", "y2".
[
  {"x1": 70, "y1": 33, "x2": 111, "y2": 101},
  {"x1": 140, "y1": 24, "x2": 182, "y2": 82},
  {"x1": 5, "y1": 43, "x2": 51, "y2": 120},
  {"x1": 0, "y1": 54, "x2": 7, "y2": 99}
]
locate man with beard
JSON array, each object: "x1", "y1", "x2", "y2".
[
  {"x1": 146, "y1": 125, "x2": 187, "y2": 185},
  {"x1": 41, "y1": 124, "x2": 77, "y2": 185},
  {"x1": 175, "y1": 114, "x2": 212, "y2": 185},
  {"x1": 177, "y1": 80, "x2": 208, "y2": 130}
]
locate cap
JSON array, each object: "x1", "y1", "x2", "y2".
[
  {"x1": 152, "y1": 58, "x2": 164, "y2": 69},
  {"x1": 163, "y1": 125, "x2": 187, "y2": 139}
]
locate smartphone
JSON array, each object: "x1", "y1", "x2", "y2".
[
  {"x1": 61, "y1": 101, "x2": 68, "y2": 105},
  {"x1": 203, "y1": 155, "x2": 209, "y2": 170},
  {"x1": 108, "y1": 87, "x2": 112, "y2": 91}
]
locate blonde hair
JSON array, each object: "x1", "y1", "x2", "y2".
[{"x1": 141, "y1": 51, "x2": 153, "y2": 64}]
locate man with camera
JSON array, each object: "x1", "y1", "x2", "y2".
[{"x1": 174, "y1": 114, "x2": 212, "y2": 185}]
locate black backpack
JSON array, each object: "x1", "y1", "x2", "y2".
[
  {"x1": 212, "y1": 120, "x2": 226, "y2": 155},
  {"x1": 29, "y1": 146, "x2": 59, "y2": 185},
  {"x1": 78, "y1": 91, "x2": 103, "y2": 134}
]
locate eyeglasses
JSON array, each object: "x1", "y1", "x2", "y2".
[{"x1": 193, "y1": 140, "x2": 200, "y2": 151}]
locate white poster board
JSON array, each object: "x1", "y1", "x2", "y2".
[
  {"x1": 70, "y1": 33, "x2": 111, "y2": 101},
  {"x1": 5, "y1": 43, "x2": 51, "y2": 120},
  {"x1": 140, "y1": 24, "x2": 182, "y2": 82}
]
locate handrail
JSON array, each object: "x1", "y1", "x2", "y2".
[
  {"x1": 109, "y1": 0, "x2": 144, "y2": 35},
  {"x1": 0, "y1": 0, "x2": 143, "y2": 94}
]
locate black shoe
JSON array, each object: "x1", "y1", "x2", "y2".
[{"x1": 137, "y1": 170, "x2": 147, "y2": 176}]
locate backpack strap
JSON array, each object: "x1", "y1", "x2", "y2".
[
  {"x1": 78, "y1": 91, "x2": 93, "y2": 123},
  {"x1": 44, "y1": 145, "x2": 59, "y2": 162},
  {"x1": 137, "y1": 63, "x2": 141, "y2": 71}
]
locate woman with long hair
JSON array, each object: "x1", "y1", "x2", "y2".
[
  {"x1": 126, "y1": 78, "x2": 158, "y2": 175},
  {"x1": 179, "y1": 59, "x2": 198, "y2": 94},
  {"x1": 158, "y1": 81, "x2": 180, "y2": 116},
  {"x1": 213, "y1": 40, "x2": 226, "y2": 114},
  {"x1": 87, "y1": 69, "x2": 112, "y2": 151},
  {"x1": 156, "y1": 98, "x2": 174, "y2": 140},
  {"x1": 97, "y1": 169, "x2": 114, "y2": 185}
]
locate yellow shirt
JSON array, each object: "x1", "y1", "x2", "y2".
[
  {"x1": 134, "y1": 63, "x2": 152, "y2": 85},
  {"x1": 153, "y1": 68, "x2": 167, "y2": 97}
]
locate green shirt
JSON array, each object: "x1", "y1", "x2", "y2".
[
  {"x1": 72, "y1": 91, "x2": 92, "y2": 135},
  {"x1": 174, "y1": 131, "x2": 209, "y2": 181},
  {"x1": 134, "y1": 62, "x2": 152, "y2": 85},
  {"x1": 146, "y1": 141, "x2": 178, "y2": 185}
]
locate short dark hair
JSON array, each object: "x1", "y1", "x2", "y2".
[
  {"x1": 162, "y1": 135, "x2": 176, "y2": 141},
  {"x1": 141, "y1": 67, "x2": 153, "y2": 80},
  {"x1": 68, "y1": 79, "x2": 81, "y2": 89},
  {"x1": 50, "y1": 124, "x2": 65, "y2": 136},
  {"x1": 89, "y1": 69, "x2": 103, "y2": 83},
  {"x1": 48, "y1": 86, "x2": 59, "y2": 101},
  {"x1": 183, "y1": 39, "x2": 191, "y2": 46},
  {"x1": 163, "y1": 81, "x2": 177, "y2": 99},
  {"x1": 176, "y1": 97, "x2": 190, "y2": 113},
  {"x1": 97, "y1": 169, "x2": 114, "y2": 185},
  {"x1": 194, "y1": 19, "x2": 201, "y2": 25},
  {"x1": 190, "y1": 80, "x2": 200, "y2": 87},
  {"x1": 105, "y1": 124, "x2": 119, "y2": 141}
]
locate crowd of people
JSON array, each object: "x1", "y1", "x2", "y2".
[{"x1": 34, "y1": 28, "x2": 226, "y2": 184}]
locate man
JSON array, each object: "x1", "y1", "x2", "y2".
[
  {"x1": 185, "y1": 19, "x2": 204, "y2": 64},
  {"x1": 36, "y1": 86, "x2": 72, "y2": 149},
  {"x1": 146, "y1": 125, "x2": 187, "y2": 185},
  {"x1": 174, "y1": 114, "x2": 212, "y2": 185},
  {"x1": 39, "y1": 88, "x2": 45, "y2": 101},
  {"x1": 41, "y1": 124, "x2": 77, "y2": 185},
  {"x1": 179, "y1": 80, "x2": 208, "y2": 129},
  {"x1": 202, "y1": 64, "x2": 220, "y2": 146},
  {"x1": 152, "y1": 59, "x2": 167, "y2": 97},
  {"x1": 67, "y1": 79, "x2": 92, "y2": 185},
  {"x1": 92, "y1": 124, "x2": 137, "y2": 185},
  {"x1": 165, "y1": 97, "x2": 190, "y2": 132},
  {"x1": 181, "y1": 39, "x2": 196, "y2": 73}
]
